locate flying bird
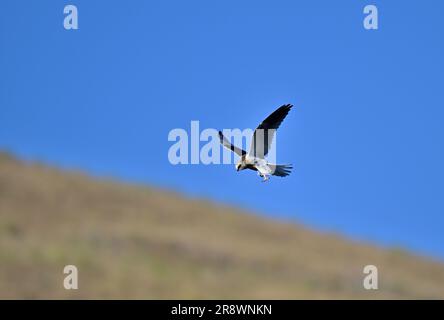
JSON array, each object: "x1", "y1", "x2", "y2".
[{"x1": 219, "y1": 104, "x2": 293, "y2": 182}]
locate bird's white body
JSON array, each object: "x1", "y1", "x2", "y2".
[
  {"x1": 235, "y1": 151, "x2": 285, "y2": 182},
  {"x1": 244, "y1": 156, "x2": 272, "y2": 181}
]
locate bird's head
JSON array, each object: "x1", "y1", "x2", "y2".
[
  {"x1": 235, "y1": 160, "x2": 244, "y2": 172},
  {"x1": 235, "y1": 163, "x2": 241, "y2": 171}
]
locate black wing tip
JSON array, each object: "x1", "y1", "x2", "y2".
[
  {"x1": 273, "y1": 103, "x2": 293, "y2": 119},
  {"x1": 280, "y1": 103, "x2": 293, "y2": 111}
]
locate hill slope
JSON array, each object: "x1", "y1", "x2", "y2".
[{"x1": 0, "y1": 152, "x2": 443, "y2": 299}]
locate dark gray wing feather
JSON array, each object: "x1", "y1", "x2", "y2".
[
  {"x1": 249, "y1": 104, "x2": 293, "y2": 158},
  {"x1": 218, "y1": 131, "x2": 247, "y2": 156}
]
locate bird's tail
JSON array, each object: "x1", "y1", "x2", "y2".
[{"x1": 270, "y1": 164, "x2": 293, "y2": 177}]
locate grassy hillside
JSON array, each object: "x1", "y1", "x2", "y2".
[{"x1": 0, "y1": 152, "x2": 443, "y2": 299}]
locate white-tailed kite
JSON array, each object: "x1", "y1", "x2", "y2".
[{"x1": 219, "y1": 104, "x2": 293, "y2": 182}]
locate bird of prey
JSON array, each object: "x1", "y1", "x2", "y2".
[{"x1": 219, "y1": 104, "x2": 293, "y2": 182}]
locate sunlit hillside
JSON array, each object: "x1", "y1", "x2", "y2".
[{"x1": 0, "y1": 152, "x2": 443, "y2": 299}]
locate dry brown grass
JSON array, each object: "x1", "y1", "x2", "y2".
[{"x1": 0, "y1": 151, "x2": 443, "y2": 299}]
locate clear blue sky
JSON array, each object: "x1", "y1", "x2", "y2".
[{"x1": 1, "y1": 1, "x2": 443, "y2": 259}]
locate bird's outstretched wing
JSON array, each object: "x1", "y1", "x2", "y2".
[
  {"x1": 218, "y1": 131, "x2": 247, "y2": 156},
  {"x1": 249, "y1": 104, "x2": 293, "y2": 158}
]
